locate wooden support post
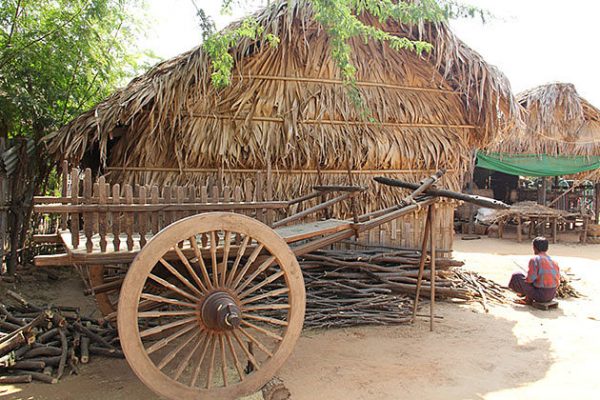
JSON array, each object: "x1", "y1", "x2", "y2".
[
  {"x1": 60, "y1": 160, "x2": 68, "y2": 230},
  {"x1": 517, "y1": 215, "x2": 522, "y2": 243},
  {"x1": 582, "y1": 215, "x2": 589, "y2": 244},
  {"x1": 412, "y1": 205, "x2": 432, "y2": 323},
  {"x1": 429, "y1": 204, "x2": 437, "y2": 332},
  {"x1": 552, "y1": 217, "x2": 557, "y2": 244},
  {"x1": 70, "y1": 169, "x2": 80, "y2": 249},
  {"x1": 538, "y1": 177, "x2": 547, "y2": 206}
]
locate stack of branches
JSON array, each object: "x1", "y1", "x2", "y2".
[
  {"x1": 289, "y1": 247, "x2": 509, "y2": 328},
  {"x1": 557, "y1": 273, "x2": 582, "y2": 298},
  {"x1": 0, "y1": 291, "x2": 122, "y2": 385}
]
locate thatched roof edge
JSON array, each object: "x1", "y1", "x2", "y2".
[{"x1": 45, "y1": 0, "x2": 522, "y2": 167}]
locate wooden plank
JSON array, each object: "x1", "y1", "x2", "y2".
[
  {"x1": 151, "y1": 186, "x2": 159, "y2": 234},
  {"x1": 187, "y1": 185, "x2": 197, "y2": 218},
  {"x1": 275, "y1": 220, "x2": 351, "y2": 244},
  {"x1": 266, "y1": 163, "x2": 273, "y2": 226},
  {"x1": 32, "y1": 234, "x2": 62, "y2": 244},
  {"x1": 234, "y1": 186, "x2": 242, "y2": 244},
  {"x1": 139, "y1": 186, "x2": 147, "y2": 248},
  {"x1": 163, "y1": 186, "x2": 172, "y2": 226},
  {"x1": 125, "y1": 185, "x2": 134, "y2": 251},
  {"x1": 98, "y1": 177, "x2": 108, "y2": 252},
  {"x1": 255, "y1": 172, "x2": 264, "y2": 222},
  {"x1": 33, "y1": 253, "x2": 72, "y2": 267},
  {"x1": 112, "y1": 184, "x2": 121, "y2": 251},
  {"x1": 92, "y1": 182, "x2": 99, "y2": 233}
]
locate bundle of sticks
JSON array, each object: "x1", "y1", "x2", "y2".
[
  {"x1": 293, "y1": 247, "x2": 509, "y2": 328},
  {"x1": 557, "y1": 274, "x2": 581, "y2": 298},
  {"x1": 0, "y1": 290, "x2": 122, "y2": 385}
]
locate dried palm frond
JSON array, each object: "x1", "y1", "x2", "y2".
[
  {"x1": 44, "y1": 0, "x2": 521, "y2": 208},
  {"x1": 491, "y1": 83, "x2": 600, "y2": 157}
]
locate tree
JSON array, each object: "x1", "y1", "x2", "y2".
[{"x1": 0, "y1": 0, "x2": 146, "y2": 273}]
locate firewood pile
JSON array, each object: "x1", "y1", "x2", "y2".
[
  {"x1": 557, "y1": 274, "x2": 582, "y2": 298},
  {"x1": 0, "y1": 290, "x2": 121, "y2": 385},
  {"x1": 292, "y1": 248, "x2": 510, "y2": 328}
]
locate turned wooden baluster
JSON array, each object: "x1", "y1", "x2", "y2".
[
  {"x1": 125, "y1": 184, "x2": 134, "y2": 251},
  {"x1": 139, "y1": 186, "x2": 147, "y2": 248},
  {"x1": 98, "y1": 177, "x2": 108, "y2": 252},
  {"x1": 112, "y1": 184, "x2": 121, "y2": 251}
]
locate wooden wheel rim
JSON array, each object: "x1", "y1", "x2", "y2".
[{"x1": 118, "y1": 212, "x2": 306, "y2": 400}]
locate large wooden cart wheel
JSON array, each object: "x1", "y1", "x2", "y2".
[{"x1": 118, "y1": 212, "x2": 306, "y2": 400}]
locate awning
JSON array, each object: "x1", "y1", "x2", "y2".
[{"x1": 476, "y1": 151, "x2": 600, "y2": 177}]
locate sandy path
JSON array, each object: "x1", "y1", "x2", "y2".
[{"x1": 2, "y1": 237, "x2": 599, "y2": 400}]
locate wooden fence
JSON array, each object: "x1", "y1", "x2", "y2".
[{"x1": 36, "y1": 162, "x2": 454, "y2": 253}]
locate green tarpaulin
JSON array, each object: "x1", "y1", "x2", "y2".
[{"x1": 476, "y1": 152, "x2": 600, "y2": 177}]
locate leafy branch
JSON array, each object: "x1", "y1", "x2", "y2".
[{"x1": 200, "y1": 0, "x2": 485, "y2": 111}]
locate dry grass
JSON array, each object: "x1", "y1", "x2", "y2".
[
  {"x1": 44, "y1": 0, "x2": 521, "y2": 205},
  {"x1": 491, "y1": 83, "x2": 600, "y2": 157}
]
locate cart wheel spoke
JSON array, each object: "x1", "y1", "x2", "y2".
[
  {"x1": 220, "y1": 231, "x2": 232, "y2": 287},
  {"x1": 219, "y1": 334, "x2": 228, "y2": 387},
  {"x1": 189, "y1": 237, "x2": 214, "y2": 290},
  {"x1": 226, "y1": 235, "x2": 251, "y2": 287},
  {"x1": 174, "y1": 245, "x2": 208, "y2": 293},
  {"x1": 118, "y1": 212, "x2": 305, "y2": 400},
  {"x1": 173, "y1": 332, "x2": 206, "y2": 381}
]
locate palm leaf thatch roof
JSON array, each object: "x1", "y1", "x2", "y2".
[
  {"x1": 45, "y1": 0, "x2": 520, "y2": 205},
  {"x1": 491, "y1": 83, "x2": 600, "y2": 157}
]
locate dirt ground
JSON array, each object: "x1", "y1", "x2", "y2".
[{"x1": 2, "y1": 236, "x2": 599, "y2": 400}]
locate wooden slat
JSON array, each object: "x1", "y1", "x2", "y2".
[
  {"x1": 92, "y1": 182, "x2": 99, "y2": 233},
  {"x1": 255, "y1": 172, "x2": 264, "y2": 222},
  {"x1": 139, "y1": 186, "x2": 147, "y2": 248},
  {"x1": 187, "y1": 185, "x2": 197, "y2": 218},
  {"x1": 151, "y1": 186, "x2": 159, "y2": 234},
  {"x1": 176, "y1": 186, "x2": 185, "y2": 223},
  {"x1": 275, "y1": 219, "x2": 351, "y2": 243},
  {"x1": 98, "y1": 177, "x2": 108, "y2": 252},
  {"x1": 234, "y1": 186, "x2": 242, "y2": 244},
  {"x1": 163, "y1": 186, "x2": 172, "y2": 226},
  {"x1": 112, "y1": 184, "x2": 121, "y2": 251},
  {"x1": 125, "y1": 185, "x2": 134, "y2": 251}
]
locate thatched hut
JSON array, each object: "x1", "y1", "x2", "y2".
[
  {"x1": 477, "y1": 83, "x2": 600, "y2": 219},
  {"x1": 490, "y1": 83, "x2": 600, "y2": 158},
  {"x1": 45, "y1": 0, "x2": 520, "y2": 250}
]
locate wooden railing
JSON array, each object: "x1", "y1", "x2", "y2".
[{"x1": 33, "y1": 163, "x2": 364, "y2": 256}]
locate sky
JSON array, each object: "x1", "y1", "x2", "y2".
[{"x1": 139, "y1": 0, "x2": 600, "y2": 105}]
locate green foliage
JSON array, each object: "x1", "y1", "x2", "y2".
[
  {"x1": 203, "y1": 17, "x2": 273, "y2": 88},
  {"x1": 200, "y1": 0, "x2": 484, "y2": 111},
  {"x1": 0, "y1": 0, "x2": 146, "y2": 140}
]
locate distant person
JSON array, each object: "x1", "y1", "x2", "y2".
[{"x1": 509, "y1": 237, "x2": 560, "y2": 304}]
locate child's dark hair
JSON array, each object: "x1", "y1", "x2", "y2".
[{"x1": 533, "y1": 236, "x2": 549, "y2": 252}]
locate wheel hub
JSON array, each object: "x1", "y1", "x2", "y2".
[{"x1": 201, "y1": 291, "x2": 241, "y2": 331}]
